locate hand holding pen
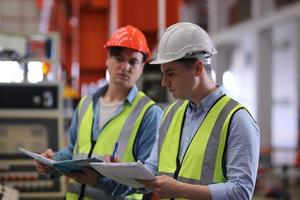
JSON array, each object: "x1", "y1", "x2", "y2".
[
  {"x1": 111, "y1": 142, "x2": 118, "y2": 161},
  {"x1": 104, "y1": 142, "x2": 120, "y2": 162}
]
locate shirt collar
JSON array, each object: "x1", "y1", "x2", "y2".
[
  {"x1": 126, "y1": 85, "x2": 138, "y2": 104},
  {"x1": 92, "y1": 84, "x2": 138, "y2": 104},
  {"x1": 188, "y1": 85, "x2": 226, "y2": 113}
]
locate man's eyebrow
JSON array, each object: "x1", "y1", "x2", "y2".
[
  {"x1": 162, "y1": 68, "x2": 174, "y2": 73},
  {"x1": 129, "y1": 57, "x2": 138, "y2": 61}
]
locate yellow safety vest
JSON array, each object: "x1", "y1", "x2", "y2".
[
  {"x1": 158, "y1": 95, "x2": 243, "y2": 200},
  {"x1": 67, "y1": 91, "x2": 154, "y2": 200}
]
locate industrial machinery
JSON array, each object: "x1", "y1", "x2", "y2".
[
  {"x1": 0, "y1": 32, "x2": 66, "y2": 199},
  {"x1": 0, "y1": 83, "x2": 65, "y2": 199}
]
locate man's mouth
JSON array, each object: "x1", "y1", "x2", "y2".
[{"x1": 117, "y1": 74, "x2": 130, "y2": 80}]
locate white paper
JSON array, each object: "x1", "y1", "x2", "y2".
[
  {"x1": 90, "y1": 160, "x2": 155, "y2": 188},
  {"x1": 19, "y1": 148, "x2": 102, "y2": 173},
  {"x1": 19, "y1": 148, "x2": 54, "y2": 166}
]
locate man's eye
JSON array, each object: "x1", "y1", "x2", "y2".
[
  {"x1": 129, "y1": 61, "x2": 138, "y2": 66},
  {"x1": 115, "y1": 56, "x2": 124, "y2": 62}
]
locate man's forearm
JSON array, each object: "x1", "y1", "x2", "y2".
[{"x1": 177, "y1": 182, "x2": 211, "y2": 200}]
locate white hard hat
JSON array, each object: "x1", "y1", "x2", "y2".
[{"x1": 150, "y1": 22, "x2": 217, "y2": 65}]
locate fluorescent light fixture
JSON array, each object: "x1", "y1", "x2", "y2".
[
  {"x1": 0, "y1": 61, "x2": 23, "y2": 83},
  {"x1": 28, "y1": 61, "x2": 43, "y2": 83}
]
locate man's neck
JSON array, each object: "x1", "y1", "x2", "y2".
[
  {"x1": 191, "y1": 78, "x2": 217, "y2": 105},
  {"x1": 102, "y1": 84, "x2": 131, "y2": 104}
]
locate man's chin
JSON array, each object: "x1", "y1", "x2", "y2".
[
  {"x1": 170, "y1": 92, "x2": 185, "y2": 100},
  {"x1": 115, "y1": 79, "x2": 128, "y2": 84},
  {"x1": 114, "y1": 80, "x2": 132, "y2": 87}
]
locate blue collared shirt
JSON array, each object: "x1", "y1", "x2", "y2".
[
  {"x1": 55, "y1": 84, "x2": 162, "y2": 196},
  {"x1": 145, "y1": 86, "x2": 260, "y2": 200}
]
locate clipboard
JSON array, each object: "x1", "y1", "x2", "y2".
[
  {"x1": 19, "y1": 148, "x2": 103, "y2": 173},
  {"x1": 90, "y1": 160, "x2": 155, "y2": 188}
]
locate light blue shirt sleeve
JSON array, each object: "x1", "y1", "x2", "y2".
[
  {"x1": 144, "y1": 129, "x2": 159, "y2": 175},
  {"x1": 208, "y1": 109, "x2": 260, "y2": 200}
]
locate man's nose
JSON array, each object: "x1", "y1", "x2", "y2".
[
  {"x1": 161, "y1": 76, "x2": 168, "y2": 87},
  {"x1": 120, "y1": 61, "x2": 130, "y2": 71}
]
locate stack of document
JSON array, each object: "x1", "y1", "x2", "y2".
[
  {"x1": 20, "y1": 148, "x2": 155, "y2": 188},
  {"x1": 19, "y1": 148, "x2": 102, "y2": 173},
  {"x1": 91, "y1": 161, "x2": 155, "y2": 188}
]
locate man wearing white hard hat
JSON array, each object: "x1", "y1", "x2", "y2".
[{"x1": 139, "y1": 22, "x2": 260, "y2": 200}]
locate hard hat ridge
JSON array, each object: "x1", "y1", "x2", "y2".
[{"x1": 150, "y1": 22, "x2": 217, "y2": 65}]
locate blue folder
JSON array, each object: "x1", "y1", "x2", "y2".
[
  {"x1": 53, "y1": 157, "x2": 103, "y2": 173},
  {"x1": 19, "y1": 148, "x2": 102, "y2": 173}
]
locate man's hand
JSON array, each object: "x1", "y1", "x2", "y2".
[
  {"x1": 35, "y1": 148, "x2": 54, "y2": 175},
  {"x1": 138, "y1": 175, "x2": 183, "y2": 199},
  {"x1": 65, "y1": 168, "x2": 101, "y2": 186},
  {"x1": 104, "y1": 154, "x2": 121, "y2": 162}
]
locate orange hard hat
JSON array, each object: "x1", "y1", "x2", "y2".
[{"x1": 104, "y1": 25, "x2": 151, "y2": 62}]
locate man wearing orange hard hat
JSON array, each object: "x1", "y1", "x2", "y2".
[{"x1": 35, "y1": 25, "x2": 162, "y2": 200}]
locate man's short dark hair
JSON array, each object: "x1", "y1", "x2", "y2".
[
  {"x1": 108, "y1": 47, "x2": 147, "y2": 62},
  {"x1": 176, "y1": 57, "x2": 212, "y2": 77}
]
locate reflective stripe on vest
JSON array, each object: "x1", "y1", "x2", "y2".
[
  {"x1": 73, "y1": 95, "x2": 93, "y2": 155},
  {"x1": 158, "y1": 95, "x2": 243, "y2": 186},
  {"x1": 115, "y1": 95, "x2": 153, "y2": 159},
  {"x1": 67, "y1": 91, "x2": 154, "y2": 200},
  {"x1": 158, "y1": 100, "x2": 187, "y2": 164}
]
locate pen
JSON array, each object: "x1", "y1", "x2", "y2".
[{"x1": 111, "y1": 142, "x2": 118, "y2": 161}]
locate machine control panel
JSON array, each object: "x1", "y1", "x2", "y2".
[
  {"x1": 0, "y1": 84, "x2": 58, "y2": 109},
  {"x1": 0, "y1": 83, "x2": 65, "y2": 199}
]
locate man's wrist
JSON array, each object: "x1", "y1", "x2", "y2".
[{"x1": 174, "y1": 181, "x2": 186, "y2": 198}]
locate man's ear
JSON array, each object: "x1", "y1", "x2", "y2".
[
  {"x1": 105, "y1": 58, "x2": 109, "y2": 67},
  {"x1": 140, "y1": 63, "x2": 145, "y2": 72},
  {"x1": 194, "y1": 60, "x2": 204, "y2": 75}
]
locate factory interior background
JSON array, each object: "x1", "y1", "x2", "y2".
[{"x1": 0, "y1": 0, "x2": 300, "y2": 199}]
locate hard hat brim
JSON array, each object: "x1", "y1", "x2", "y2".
[{"x1": 150, "y1": 57, "x2": 178, "y2": 65}]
